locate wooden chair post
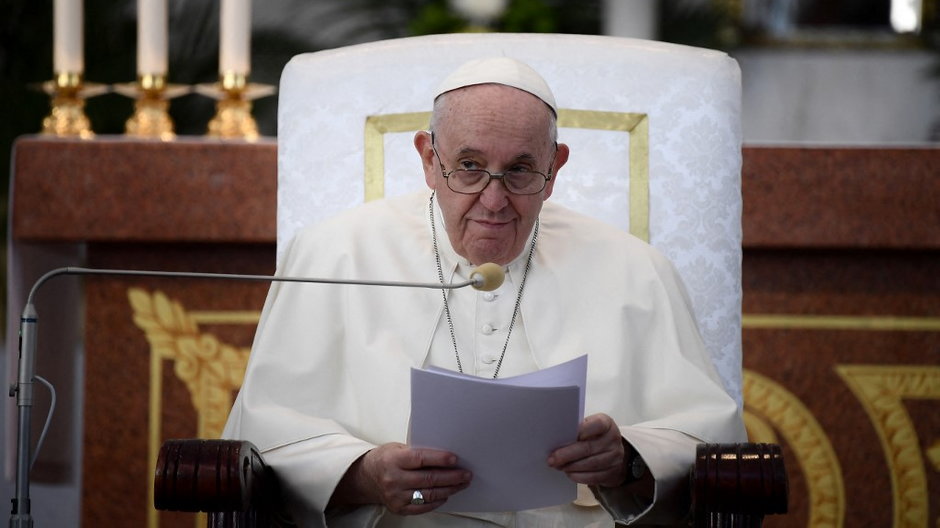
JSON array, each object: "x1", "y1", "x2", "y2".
[{"x1": 691, "y1": 443, "x2": 789, "y2": 527}]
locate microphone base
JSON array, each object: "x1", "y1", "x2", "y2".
[{"x1": 9, "y1": 502, "x2": 34, "y2": 528}]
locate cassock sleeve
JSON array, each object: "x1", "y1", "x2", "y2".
[
  {"x1": 591, "y1": 428, "x2": 704, "y2": 525},
  {"x1": 263, "y1": 440, "x2": 383, "y2": 528}
]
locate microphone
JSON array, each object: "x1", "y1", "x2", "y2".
[
  {"x1": 468, "y1": 262, "x2": 505, "y2": 292},
  {"x1": 23, "y1": 264, "x2": 506, "y2": 304},
  {"x1": 9, "y1": 262, "x2": 506, "y2": 526}
]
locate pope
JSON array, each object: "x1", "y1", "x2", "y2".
[{"x1": 223, "y1": 57, "x2": 745, "y2": 527}]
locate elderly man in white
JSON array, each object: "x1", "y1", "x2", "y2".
[{"x1": 223, "y1": 57, "x2": 745, "y2": 527}]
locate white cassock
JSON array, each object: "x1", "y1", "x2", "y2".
[{"x1": 223, "y1": 190, "x2": 746, "y2": 527}]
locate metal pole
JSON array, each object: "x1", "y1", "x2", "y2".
[{"x1": 10, "y1": 303, "x2": 37, "y2": 527}]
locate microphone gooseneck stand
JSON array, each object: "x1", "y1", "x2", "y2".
[{"x1": 9, "y1": 264, "x2": 504, "y2": 526}]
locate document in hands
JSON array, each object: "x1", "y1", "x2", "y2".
[{"x1": 408, "y1": 355, "x2": 587, "y2": 512}]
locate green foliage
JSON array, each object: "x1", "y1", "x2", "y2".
[
  {"x1": 410, "y1": 2, "x2": 466, "y2": 35},
  {"x1": 500, "y1": 0, "x2": 557, "y2": 33},
  {"x1": 658, "y1": 0, "x2": 739, "y2": 50},
  {"x1": 409, "y1": 0, "x2": 599, "y2": 35}
]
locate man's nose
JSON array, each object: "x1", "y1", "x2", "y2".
[{"x1": 478, "y1": 177, "x2": 509, "y2": 211}]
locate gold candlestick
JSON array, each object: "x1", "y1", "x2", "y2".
[
  {"x1": 41, "y1": 72, "x2": 107, "y2": 139},
  {"x1": 196, "y1": 71, "x2": 275, "y2": 141},
  {"x1": 114, "y1": 74, "x2": 190, "y2": 141}
]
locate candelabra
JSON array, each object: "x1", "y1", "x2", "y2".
[
  {"x1": 197, "y1": 72, "x2": 275, "y2": 141},
  {"x1": 40, "y1": 72, "x2": 108, "y2": 139},
  {"x1": 114, "y1": 74, "x2": 190, "y2": 141}
]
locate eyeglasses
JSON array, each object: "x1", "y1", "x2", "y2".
[{"x1": 431, "y1": 135, "x2": 555, "y2": 196}]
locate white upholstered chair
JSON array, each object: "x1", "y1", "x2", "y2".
[
  {"x1": 277, "y1": 32, "x2": 744, "y2": 404},
  {"x1": 155, "y1": 34, "x2": 789, "y2": 528}
]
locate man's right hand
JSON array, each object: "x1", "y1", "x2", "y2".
[{"x1": 329, "y1": 442, "x2": 473, "y2": 515}]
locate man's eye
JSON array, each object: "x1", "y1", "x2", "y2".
[{"x1": 460, "y1": 160, "x2": 481, "y2": 169}]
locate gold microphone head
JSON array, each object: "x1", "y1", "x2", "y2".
[{"x1": 469, "y1": 262, "x2": 505, "y2": 292}]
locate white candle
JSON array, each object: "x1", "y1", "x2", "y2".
[
  {"x1": 54, "y1": 0, "x2": 83, "y2": 73},
  {"x1": 220, "y1": 0, "x2": 251, "y2": 75},
  {"x1": 137, "y1": 0, "x2": 168, "y2": 76}
]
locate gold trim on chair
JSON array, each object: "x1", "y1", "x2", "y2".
[
  {"x1": 364, "y1": 112, "x2": 432, "y2": 202},
  {"x1": 557, "y1": 109, "x2": 649, "y2": 242},
  {"x1": 363, "y1": 109, "x2": 650, "y2": 242}
]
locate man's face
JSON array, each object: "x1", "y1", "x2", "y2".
[{"x1": 415, "y1": 84, "x2": 569, "y2": 266}]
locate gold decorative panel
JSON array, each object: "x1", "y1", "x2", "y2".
[
  {"x1": 744, "y1": 313, "x2": 940, "y2": 527},
  {"x1": 131, "y1": 288, "x2": 940, "y2": 527},
  {"x1": 129, "y1": 288, "x2": 258, "y2": 528},
  {"x1": 744, "y1": 371, "x2": 845, "y2": 527},
  {"x1": 837, "y1": 365, "x2": 940, "y2": 528}
]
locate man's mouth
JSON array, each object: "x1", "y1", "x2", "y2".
[{"x1": 472, "y1": 218, "x2": 512, "y2": 228}]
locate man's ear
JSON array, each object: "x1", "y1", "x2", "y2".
[
  {"x1": 543, "y1": 143, "x2": 569, "y2": 200},
  {"x1": 414, "y1": 131, "x2": 438, "y2": 190}
]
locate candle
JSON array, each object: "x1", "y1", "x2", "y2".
[
  {"x1": 53, "y1": 0, "x2": 83, "y2": 73},
  {"x1": 220, "y1": 0, "x2": 251, "y2": 75},
  {"x1": 137, "y1": 0, "x2": 168, "y2": 76}
]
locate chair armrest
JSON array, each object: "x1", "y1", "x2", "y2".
[
  {"x1": 154, "y1": 439, "x2": 278, "y2": 526},
  {"x1": 155, "y1": 439, "x2": 788, "y2": 527},
  {"x1": 691, "y1": 443, "x2": 789, "y2": 527}
]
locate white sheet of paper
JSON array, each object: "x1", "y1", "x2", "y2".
[{"x1": 409, "y1": 355, "x2": 587, "y2": 512}]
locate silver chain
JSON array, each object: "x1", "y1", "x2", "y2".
[{"x1": 429, "y1": 192, "x2": 538, "y2": 379}]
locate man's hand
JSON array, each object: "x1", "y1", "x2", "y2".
[
  {"x1": 330, "y1": 442, "x2": 472, "y2": 515},
  {"x1": 547, "y1": 413, "x2": 628, "y2": 488}
]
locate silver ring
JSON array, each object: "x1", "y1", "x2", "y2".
[{"x1": 411, "y1": 490, "x2": 425, "y2": 505}]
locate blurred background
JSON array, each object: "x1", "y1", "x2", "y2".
[
  {"x1": 3, "y1": 0, "x2": 938, "y2": 165},
  {"x1": 3, "y1": 0, "x2": 937, "y2": 308},
  {"x1": 1, "y1": 0, "x2": 938, "y2": 525},
  {"x1": 2, "y1": 0, "x2": 938, "y2": 204}
]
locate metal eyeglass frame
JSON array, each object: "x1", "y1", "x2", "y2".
[{"x1": 429, "y1": 132, "x2": 556, "y2": 195}]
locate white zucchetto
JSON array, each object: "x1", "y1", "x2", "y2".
[{"x1": 434, "y1": 57, "x2": 557, "y2": 114}]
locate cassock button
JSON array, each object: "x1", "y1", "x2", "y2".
[
  {"x1": 482, "y1": 292, "x2": 496, "y2": 302},
  {"x1": 481, "y1": 355, "x2": 497, "y2": 364},
  {"x1": 481, "y1": 324, "x2": 495, "y2": 335}
]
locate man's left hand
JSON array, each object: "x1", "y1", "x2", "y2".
[{"x1": 547, "y1": 413, "x2": 628, "y2": 488}]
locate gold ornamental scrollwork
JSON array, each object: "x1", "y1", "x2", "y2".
[
  {"x1": 836, "y1": 365, "x2": 940, "y2": 528},
  {"x1": 129, "y1": 288, "x2": 251, "y2": 437},
  {"x1": 129, "y1": 288, "x2": 256, "y2": 528},
  {"x1": 743, "y1": 369, "x2": 846, "y2": 528}
]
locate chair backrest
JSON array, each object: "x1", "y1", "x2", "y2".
[{"x1": 277, "y1": 33, "x2": 743, "y2": 404}]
